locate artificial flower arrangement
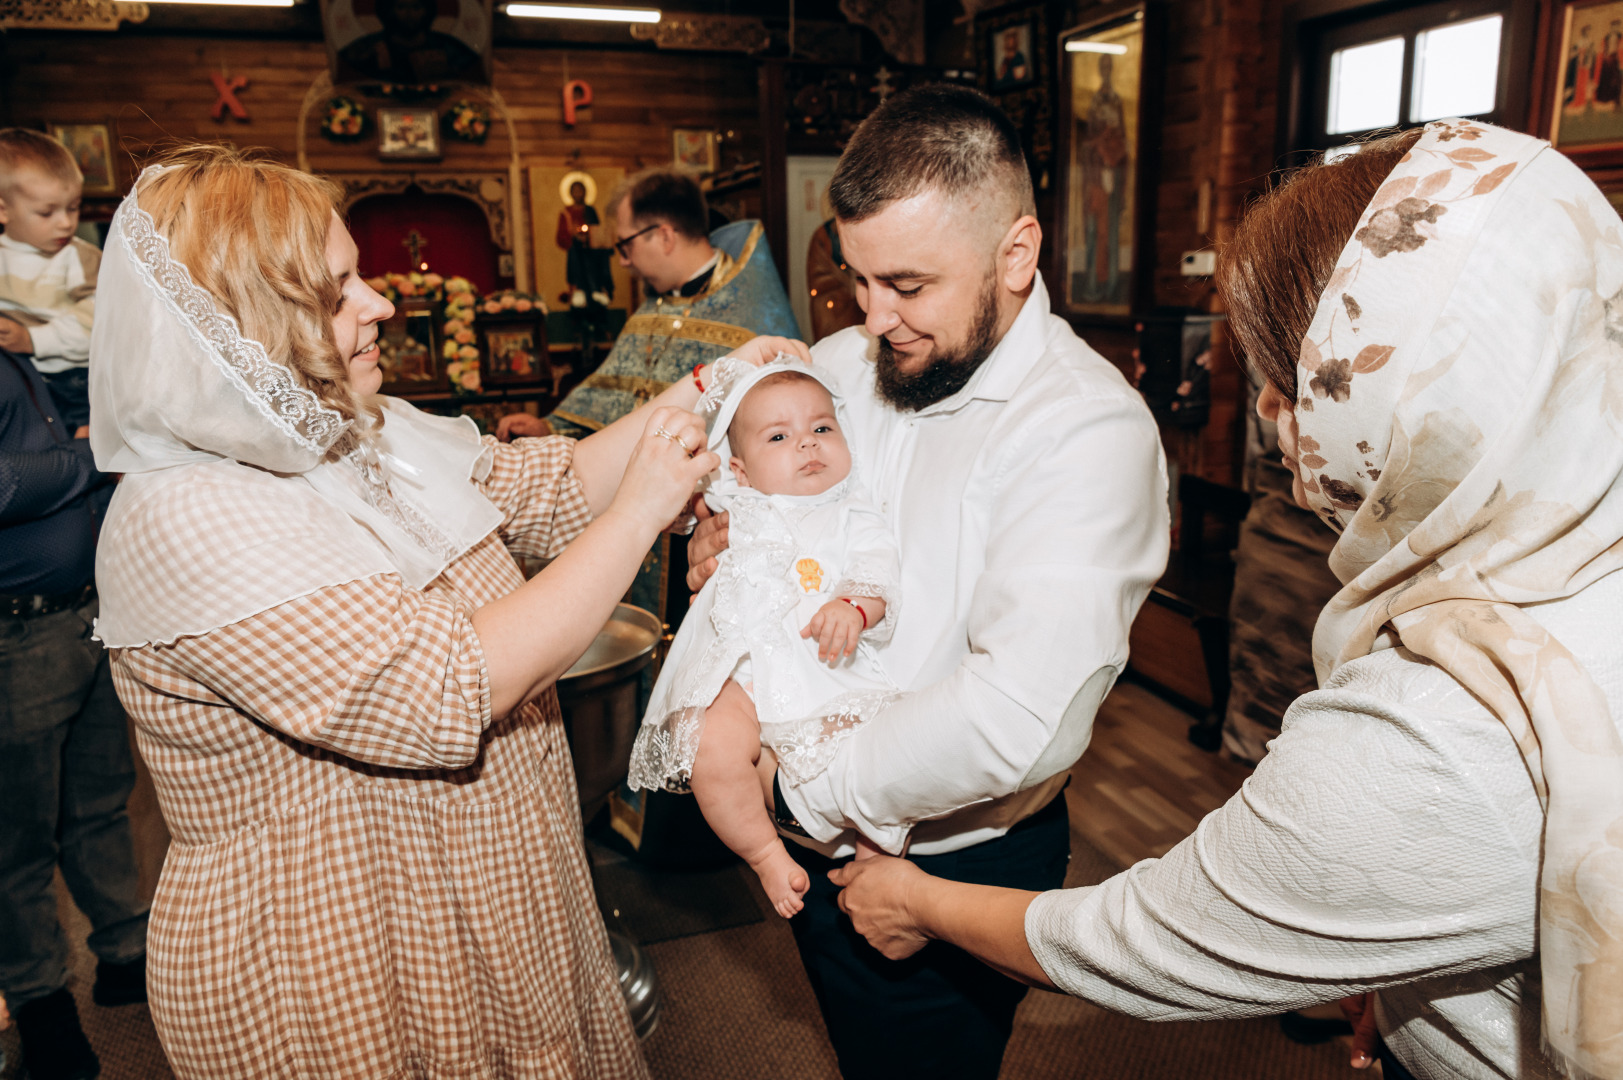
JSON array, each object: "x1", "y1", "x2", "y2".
[
  {"x1": 478, "y1": 289, "x2": 545, "y2": 316},
  {"x1": 319, "y1": 97, "x2": 368, "y2": 142},
  {"x1": 439, "y1": 276, "x2": 483, "y2": 395},
  {"x1": 444, "y1": 99, "x2": 490, "y2": 144},
  {"x1": 365, "y1": 271, "x2": 446, "y2": 305}
]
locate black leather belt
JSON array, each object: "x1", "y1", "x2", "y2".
[{"x1": 2, "y1": 584, "x2": 94, "y2": 619}]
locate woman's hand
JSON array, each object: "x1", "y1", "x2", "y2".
[
  {"x1": 1339, "y1": 993, "x2": 1380, "y2": 1069},
  {"x1": 829, "y1": 854, "x2": 934, "y2": 961},
  {"x1": 606, "y1": 406, "x2": 717, "y2": 536}
]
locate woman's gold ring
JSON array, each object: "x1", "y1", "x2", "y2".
[{"x1": 652, "y1": 426, "x2": 692, "y2": 454}]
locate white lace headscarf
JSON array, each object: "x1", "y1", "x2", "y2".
[
  {"x1": 1293, "y1": 120, "x2": 1623, "y2": 1080},
  {"x1": 90, "y1": 165, "x2": 501, "y2": 648}
]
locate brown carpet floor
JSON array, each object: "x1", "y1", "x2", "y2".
[{"x1": 1, "y1": 694, "x2": 1351, "y2": 1080}]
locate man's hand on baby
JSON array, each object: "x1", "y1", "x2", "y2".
[
  {"x1": 802, "y1": 599, "x2": 866, "y2": 664},
  {"x1": 0, "y1": 318, "x2": 33, "y2": 354},
  {"x1": 686, "y1": 497, "x2": 729, "y2": 593},
  {"x1": 728, "y1": 335, "x2": 813, "y2": 370}
]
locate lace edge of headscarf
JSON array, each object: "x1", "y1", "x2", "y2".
[
  {"x1": 342, "y1": 442, "x2": 463, "y2": 563},
  {"x1": 118, "y1": 187, "x2": 350, "y2": 456}
]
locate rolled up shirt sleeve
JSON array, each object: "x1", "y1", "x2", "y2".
[
  {"x1": 783, "y1": 386, "x2": 1170, "y2": 845},
  {"x1": 478, "y1": 434, "x2": 593, "y2": 561},
  {"x1": 1022, "y1": 681, "x2": 1539, "y2": 1019},
  {"x1": 129, "y1": 575, "x2": 493, "y2": 772}
]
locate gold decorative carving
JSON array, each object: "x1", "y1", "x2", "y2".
[
  {"x1": 629, "y1": 13, "x2": 770, "y2": 53},
  {"x1": 0, "y1": 0, "x2": 148, "y2": 30},
  {"x1": 333, "y1": 173, "x2": 512, "y2": 251}
]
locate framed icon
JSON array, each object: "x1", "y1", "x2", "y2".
[
  {"x1": 378, "y1": 301, "x2": 446, "y2": 393},
  {"x1": 377, "y1": 107, "x2": 442, "y2": 160},
  {"x1": 672, "y1": 128, "x2": 718, "y2": 174},
  {"x1": 51, "y1": 123, "x2": 116, "y2": 195},
  {"x1": 478, "y1": 309, "x2": 547, "y2": 387}
]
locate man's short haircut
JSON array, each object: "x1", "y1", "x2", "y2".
[
  {"x1": 828, "y1": 84, "x2": 1035, "y2": 224},
  {"x1": 0, "y1": 128, "x2": 83, "y2": 196},
  {"x1": 613, "y1": 168, "x2": 709, "y2": 242}
]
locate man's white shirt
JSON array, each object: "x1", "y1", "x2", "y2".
[{"x1": 785, "y1": 272, "x2": 1170, "y2": 857}]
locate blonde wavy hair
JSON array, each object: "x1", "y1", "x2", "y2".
[{"x1": 134, "y1": 144, "x2": 379, "y2": 455}]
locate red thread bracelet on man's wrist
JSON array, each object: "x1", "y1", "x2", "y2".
[
  {"x1": 840, "y1": 597, "x2": 868, "y2": 628},
  {"x1": 692, "y1": 365, "x2": 706, "y2": 393}
]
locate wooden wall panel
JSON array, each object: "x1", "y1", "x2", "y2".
[{"x1": 3, "y1": 35, "x2": 762, "y2": 202}]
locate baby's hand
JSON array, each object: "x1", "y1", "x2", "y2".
[
  {"x1": 801, "y1": 598, "x2": 866, "y2": 664},
  {"x1": 0, "y1": 318, "x2": 33, "y2": 354}
]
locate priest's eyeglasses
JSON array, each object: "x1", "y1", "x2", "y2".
[{"x1": 613, "y1": 224, "x2": 659, "y2": 258}]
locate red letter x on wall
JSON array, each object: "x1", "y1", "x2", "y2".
[{"x1": 211, "y1": 73, "x2": 250, "y2": 121}]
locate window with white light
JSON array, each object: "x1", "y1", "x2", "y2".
[
  {"x1": 1292, "y1": 0, "x2": 1520, "y2": 163},
  {"x1": 1327, "y1": 37, "x2": 1406, "y2": 133},
  {"x1": 1411, "y1": 15, "x2": 1503, "y2": 121}
]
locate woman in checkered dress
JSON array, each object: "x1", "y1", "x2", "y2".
[{"x1": 84, "y1": 146, "x2": 799, "y2": 1079}]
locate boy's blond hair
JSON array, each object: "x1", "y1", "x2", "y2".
[{"x1": 0, "y1": 128, "x2": 83, "y2": 198}]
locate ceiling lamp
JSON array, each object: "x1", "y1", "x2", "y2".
[
  {"x1": 505, "y1": 3, "x2": 660, "y2": 21},
  {"x1": 146, "y1": 0, "x2": 297, "y2": 6},
  {"x1": 1065, "y1": 41, "x2": 1128, "y2": 54}
]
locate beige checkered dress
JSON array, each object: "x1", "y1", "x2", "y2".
[{"x1": 109, "y1": 435, "x2": 650, "y2": 1080}]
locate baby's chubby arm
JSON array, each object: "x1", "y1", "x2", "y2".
[{"x1": 801, "y1": 594, "x2": 887, "y2": 664}]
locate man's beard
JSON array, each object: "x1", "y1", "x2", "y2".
[{"x1": 874, "y1": 275, "x2": 1001, "y2": 412}]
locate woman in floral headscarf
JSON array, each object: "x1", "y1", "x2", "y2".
[{"x1": 828, "y1": 119, "x2": 1623, "y2": 1080}]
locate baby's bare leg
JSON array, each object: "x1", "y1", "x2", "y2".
[{"x1": 691, "y1": 680, "x2": 810, "y2": 917}]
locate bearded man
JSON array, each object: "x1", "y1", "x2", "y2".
[{"x1": 687, "y1": 84, "x2": 1169, "y2": 1080}]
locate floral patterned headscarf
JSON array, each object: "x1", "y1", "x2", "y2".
[{"x1": 1296, "y1": 119, "x2": 1623, "y2": 1080}]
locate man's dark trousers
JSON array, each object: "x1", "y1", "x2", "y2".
[
  {"x1": 0, "y1": 595, "x2": 148, "y2": 1007},
  {"x1": 787, "y1": 793, "x2": 1072, "y2": 1080}
]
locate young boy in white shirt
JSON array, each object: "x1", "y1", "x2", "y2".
[{"x1": 0, "y1": 128, "x2": 99, "y2": 429}]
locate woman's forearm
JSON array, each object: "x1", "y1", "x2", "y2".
[
  {"x1": 570, "y1": 366, "x2": 707, "y2": 515},
  {"x1": 914, "y1": 879, "x2": 1054, "y2": 989},
  {"x1": 472, "y1": 507, "x2": 658, "y2": 717}
]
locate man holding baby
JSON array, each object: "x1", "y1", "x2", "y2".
[{"x1": 687, "y1": 84, "x2": 1168, "y2": 1080}]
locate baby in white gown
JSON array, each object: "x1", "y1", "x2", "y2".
[{"x1": 627, "y1": 361, "x2": 900, "y2": 916}]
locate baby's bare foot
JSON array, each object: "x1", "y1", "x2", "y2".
[{"x1": 748, "y1": 842, "x2": 810, "y2": 918}]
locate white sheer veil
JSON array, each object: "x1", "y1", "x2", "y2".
[{"x1": 89, "y1": 164, "x2": 502, "y2": 648}]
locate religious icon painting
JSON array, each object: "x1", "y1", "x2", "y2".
[
  {"x1": 1550, "y1": 0, "x2": 1623, "y2": 151},
  {"x1": 672, "y1": 128, "x2": 718, "y2": 174},
  {"x1": 378, "y1": 301, "x2": 447, "y2": 394},
  {"x1": 319, "y1": 0, "x2": 493, "y2": 86},
  {"x1": 478, "y1": 309, "x2": 548, "y2": 388},
  {"x1": 51, "y1": 124, "x2": 116, "y2": 195},
  {"x1": 1057, "y1": 3, "x2": 1155, "y2": 319},
  {"x1": 378, "y1": 108, "x2": 442, "y2": 160},
  {"x1": 989, "y1": 21, "x2": 1036, "y2": 90}
]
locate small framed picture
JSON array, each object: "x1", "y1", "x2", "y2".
[
  {"x1": 378, "y1": 301, "x2": 445, "y2": 394},
  {"x1": 51, "y1": 123, "x2": 116, "y2": 195},
  {"x1": 1549, "y1": 0, "x2": 1623, "y2": 152},
  {"x1": 377, "y1": 107, "x2": 441, "y2": 160},
  {"x1": 672, "y1": 127, "x2": 717, "y2": 174},
  {"x1": 478, "y1": 310, "x2": 547, "y2": 387},
  {"x1": 988, "y1": 21, "x2": 1036, "y2": 90}
]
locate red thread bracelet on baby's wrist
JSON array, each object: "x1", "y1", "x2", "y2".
[
  {"x1": 692, "y1": 365, "x2": 706, "y2": 393},
  {"x1": 840, "y1": 597, "x2": 868, "y2": 628}
]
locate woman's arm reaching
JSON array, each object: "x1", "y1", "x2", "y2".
[
  {"x1": 570, "y1": 336, "x2": 810, "y2": 516},
  {"x1": 830, "y1": 855, "x2": 1052, "y2": 987}
]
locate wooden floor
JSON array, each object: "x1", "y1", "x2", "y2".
[{"x1": 1068, "y1": 679, "x2": 1255, "y2": 870}]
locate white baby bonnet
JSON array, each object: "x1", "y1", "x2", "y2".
[
  {"x1": 89, "y1": 165, "x2": 502, "y2": 648},
  {"x1": 697, "y1": 354, "x2": 856, "y2": 511}
]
